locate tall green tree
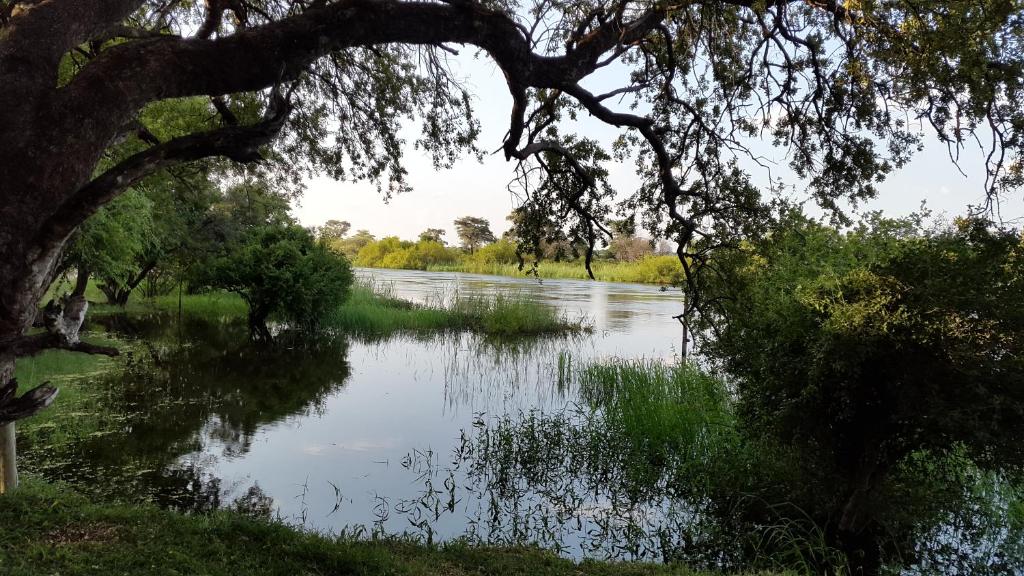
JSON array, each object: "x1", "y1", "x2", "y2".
[
  {"x1": 61, "y1": 189, "x2": 156, "y2": 301},
  {"x1": 317, "y1": 219, "x2": 351, "y2": 242},
  {"x1": 454, "y1": 216, "x2": 496, "y2": 254},
  {"x1": 208, "y1": 224, "x2": 354, "y2": 341},
  {"x1": 418, "y1": 228, "x2": 446, "y2": 244},
  {"x1": 330, "y1": 230, "x2": 376, "y2": 260}
]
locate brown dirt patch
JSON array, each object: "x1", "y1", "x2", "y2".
[{"x1": 45, "y1": 523, "x2": 120, "y2": 546}]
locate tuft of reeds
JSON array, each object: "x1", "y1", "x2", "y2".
[
  {"x1": 576, "y1": 359, "x2": 736, "y2": 469},
  {"x1": 325, "y1": 282, "x2": 588, "y2": 337}
]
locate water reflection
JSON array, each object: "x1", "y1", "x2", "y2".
[
  {"x1": 22, "y1": 272, "x2": 690, "y2": 556},
  {"x1": 18, "y1": 270, "x2": 1020, "y2": 573},
  {"x1": 23, "y1": 314, "x2": 352, "y2": 509}
]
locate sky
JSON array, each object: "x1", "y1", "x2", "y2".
[{"x1": 290, "y1": 50, "x2": 1024, "y2": 242}]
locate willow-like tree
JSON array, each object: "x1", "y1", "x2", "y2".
[{"x1": 1, "y1": 0, "x2": 1022, "y2": 544}]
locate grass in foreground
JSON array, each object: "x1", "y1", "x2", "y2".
[{"x1": 0, "y1": 481, "x2": 778, "y2": 576}]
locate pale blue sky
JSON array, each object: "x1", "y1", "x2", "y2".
[{"x1": 291, "y1": 50, "x2": 1024, "y2": 241}]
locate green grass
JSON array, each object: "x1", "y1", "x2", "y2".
[
  {"x1": 0, "y1": 480, "x2": 779, "y2": 576},
  {"x1": 577, "y1": 360, "x2": 735, "y2": 459},
  {"x1": 425, "y1": 256, "x2": 685, "y2": 286},
  {"x1": 90, "y1": 290, "x2": 249, "y2": 320},
  {"x1": 79, "y1": 280, "x2": 584, "y2": 338},
  {"x1": 325, "y1": 282, "x2": 588, "y2": 337},
  {"x1": 13, "y1": 333, "x2": 123, "y2": 390}
]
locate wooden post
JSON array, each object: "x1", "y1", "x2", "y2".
[
  {"x1": 0, "y1": 422, "x2": 17, "y2": 493},
  {"x1": 680, "y1": 293, "x2": 689, "y2": 361}
]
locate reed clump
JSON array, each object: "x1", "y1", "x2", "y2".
[{"x1": 325, "y1": 282, "x2": 589, "y2": 337}]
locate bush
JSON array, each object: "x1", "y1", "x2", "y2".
[
  {"x1": 699, "y1": 212, "x2": 1024, "y2": 572},
  {"x1": 354, "y1": 236, "x2": 408, "y2": 267},
  {"x1": 209, "y1": 224, "x2": 353, "y2": 340},
  {"x1": 471, "y1": 239, "x2": 518, "y2": 264}
]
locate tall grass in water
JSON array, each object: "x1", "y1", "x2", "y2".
[
  {"x1": 325, "y1": 283, "x2": 464, "y2": 333},
  {"x1": 577, "y1": 359, "x2": 734, "y2": 463},
  {"x1": 326, "y1": 282, "x2": 588, "y2": 336}
]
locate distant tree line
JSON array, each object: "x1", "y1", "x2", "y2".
[{"x1": 322, "y1": 213, "x2": 680, "y2": 283}]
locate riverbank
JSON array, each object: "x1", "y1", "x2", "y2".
[
  {"x1": 422, "y1": 256, "x2": 684, "y2": 286},
  {"x1": 86, "y1": 282, "x2": 587, "y2": 337},
  {"x1": 0, "y1": 481, "x2": 776, "y2": 576}
]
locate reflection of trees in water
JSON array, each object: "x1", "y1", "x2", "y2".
[
  {"x1": 388, "y1": 408, "x2": 729, "y2": 565},
  {"x1": 23, "y1": 314, "x2": 351, "y2": 510},
  {"x1": 392, "y1": 409, "x2": 1023, "y2": 574},
  {"x1": 439, "y1": 333, "x2": 591, "y2": 415}
]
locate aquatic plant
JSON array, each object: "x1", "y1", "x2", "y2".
[{"x1": 325, "y1": 282, "x2": 588, "y2": 337}]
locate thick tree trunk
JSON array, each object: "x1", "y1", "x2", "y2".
[
  {"x1": 835, "y1": 525, "x2": 883, "y2": 576},
  {"x1": 248, "y1": 309, "x2": 272, "y2": 342}
]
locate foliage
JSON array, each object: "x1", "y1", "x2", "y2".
[
  {"x1": 354, "y1": 237, "x2": 461, "y2": 269},
  {"x1": 63, "y1": 189, "x2": 155, "y2": 285},
  {"x1": 419, "y1": 228, "x2": 447, "y2": 243},
  {"x1": 317, "y1": 219, "x2": 351, "y2": 241},
  {"x1": 454, "y1": 216, "x2": 497, "y2": 253},
  {"x1": 350, "y1": 233, "x2": 684, "y2": 284},
  {"x1": 697, "y1": 211, "x2": 1024, "y2": 570},
  {"x1": 470, "y1": 239, "x2": 519, "y2": 265},
  {"x1": 331, "y1": 229, "x2": 376, "y2": 259},
  {"x1": 608, "y1": 235, "x2": 654, "y2": 263},
  {"x1": 207, "y1": 224, "x2": 354, "y2": 340}
]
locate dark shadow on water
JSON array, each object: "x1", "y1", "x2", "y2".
[{"x1": 23, "y1": 313, "x2": 352, "y2": 510}]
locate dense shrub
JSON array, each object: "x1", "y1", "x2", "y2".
[{"x1": 209, "y1": 224, "x2": 353, "y2": 340}]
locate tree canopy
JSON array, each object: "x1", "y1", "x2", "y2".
[
  {"x1": 454, "y1": 216, "x2": 497, "y2": 253},
  {"x1": 208, "y1": 223, "x2": 354, "y2": 341}
]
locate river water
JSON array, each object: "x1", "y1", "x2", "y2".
[{"x1": 23, "y1": 269, "x2": 694, "y2": 559}]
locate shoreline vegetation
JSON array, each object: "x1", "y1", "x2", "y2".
[
  {"x1": 6, "y1": 302, "x2": 773, "y2": 576},
  {"x1": 85, "y1": 281, "x2": 588, "y2": 337},
  {"x1": 420, "y1": 257, "x2": 684, "y2": 285},
  {"x1": 336, "y1": 234, "x2": 686, "y2": 286},
  {"x1": 0, "y1": 481, "x2": 776, "y2": 576}
]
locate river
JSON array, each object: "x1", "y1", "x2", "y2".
[{"x1": 23, "y1": 269, "x2": 694, "y2": 560}]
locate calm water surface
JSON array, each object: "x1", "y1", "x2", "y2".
[{"x1": 24, "y1": 269, "x2": 691, "y2": 559}]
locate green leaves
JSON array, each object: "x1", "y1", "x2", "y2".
[
  {"x1": 208, "y1": 223, "x2": 354, "y2": 338},
  {"x1": 700, "y1": 210, "x2": 1024, "y2": 566}
]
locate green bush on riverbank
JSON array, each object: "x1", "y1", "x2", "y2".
[{"x1": 0, "y1": 481, "x2": 776, "y2": 576}]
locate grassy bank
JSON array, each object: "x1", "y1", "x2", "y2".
[
  {"x1": 0, "y1": 481, "x2": 775, "y2": 576},
  {"x1": 345, "y1": 236, "x2": 685, "y2": 285}
]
